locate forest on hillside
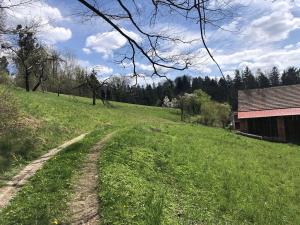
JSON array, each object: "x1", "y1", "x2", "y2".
[
  {"x1": 1, "y1": 47, "x2": 300, "y2": 111},
  {"x1": 1, "y1": 1, "x2": 300, "y2": 111}
]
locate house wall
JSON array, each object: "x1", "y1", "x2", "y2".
[
  {"x1": 239, "y1": 119, "x2": 248, "y2": 133},
  {"x1": 238, "y1": 116, "x2": 288, "y2": 142},
  {"x1": 276, "y1": 117, "x2": 286, "y2": 142},
  {"x1": 284, "y1": 116, "x2": 300, "y2": 142}
]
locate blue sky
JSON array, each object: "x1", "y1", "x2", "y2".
[{"x1": 3, "y1": 0, "x2": 300, "y2": 83}]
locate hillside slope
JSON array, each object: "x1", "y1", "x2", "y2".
[
  {"x1": 0, "y1": 86, "x2": 299, "y2": 225},
  {"x1": 0, "y1": 85, "x2": 177, "y2": 181}
]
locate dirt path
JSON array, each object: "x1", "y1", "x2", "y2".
[
  {"x1": 68, "y1": 131, "x2": 116, "y2": 225},
  {"x1": 0, "y1": 133, "x2": 88, "y2": 210}
]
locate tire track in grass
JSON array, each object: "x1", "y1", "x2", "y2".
[
  {"x1": 68, "y1": 131, "x2": 117, "y2": 225},
  {"x1": 0, "y1": 133, "x2": 88, "y2": 210}
]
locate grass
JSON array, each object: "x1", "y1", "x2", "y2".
[
  {"x1": 99, "y1": 124, "x2": 300, "y2": 225},
  {"x1": 0, "y1": 85, "x2": 300, "y2": 224},
  {"x1": 0, "y1": 85, "x2": 178, "y2": 181},
  {"x1": 0, "y1": 125, "x2": 114, "y2": 225}
]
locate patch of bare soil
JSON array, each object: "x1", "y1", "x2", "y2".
[
  {"x1": 68, "y1": 131, "x2": 116, "y2": 225},
  {"x1": 0, "y1": 133, "x2": 88, "y2": 210}
]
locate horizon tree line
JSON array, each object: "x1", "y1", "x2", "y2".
[{"x1": 1, "y1": 23, "x2": 299, "y2": 108}]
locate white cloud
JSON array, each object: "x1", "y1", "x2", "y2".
[
  {"x1": 76, "y1": 59, "x2": 113, "y2": 75},
  {"x1": 212, "y1": 45, "x2": 300, "y2": 72},
  {"x1": 94, "y1": 65, "x2": 113, "y2": 74},
  {"x1": 84, "y1": 28, "x2": 142, "y2": 58},
  {"x1": 189, "y1": 44, "x2": 300, "y2": 77},
  {"x1": 136, "y1": 62, "x2": 153, "y2": 72},
  {"x1": 82, "y1": 48, "x2": 92, "y2": 54},
  {"x1": 39, "y1": 26, "x2": 72, "y2": 44},
  {"x1": 188, "y1": 0, "x2": 300, "y2": 75},
  {"x1": 243, "y1": 1, "x2": 300, "y2": 44},
  {"x1": 3, "y1": 0, "x2": 72, "y2": 44},
  {"x1": 207, "y1": 0, "x2": 300, "y2": 49}
]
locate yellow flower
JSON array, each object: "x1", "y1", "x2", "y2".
[{"x1": 52, "y1": 219, "x2": 58, "y2": 224}]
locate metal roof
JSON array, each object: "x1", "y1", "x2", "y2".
[{"x1": 238, "y1": 84, "x2": 300, "y2": 119}]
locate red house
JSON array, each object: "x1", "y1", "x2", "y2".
[{"x1": 238, "y1": 84, "x2": 300, "y2": 142}]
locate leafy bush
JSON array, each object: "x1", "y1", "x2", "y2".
[
  {"x1": 162, "y1": 96, "x2": 178, "y2": 108},
  {"x1": 178, "y1": 93, "x2": 200, "y2": 120},
  {"x1": 178, "y1": 90, "x2": 231, "y2": 128},
  {"x1": 0, "y1": 71, "x2": 10, "y2": 84}
]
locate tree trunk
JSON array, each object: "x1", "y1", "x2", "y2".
[
  {"x1": 25, "y1": 68, "x2": 30, "y2": 92},
  {"x1": 32, "y1": 79, "x2": 41, "y2": 91},
  {"x1": 180, "y1": 107, "x2": 184, "y2": 121},
  {"x1": 93, "y1": 90, "x2": 96, "y2": 105}
]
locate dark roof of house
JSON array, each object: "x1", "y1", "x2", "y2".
[{"x1": 238, "y1": 84, "x2": 300, "y2": 119}]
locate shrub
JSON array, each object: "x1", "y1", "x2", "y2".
[
  {"x1": 178, "y1": 93, "x2": 200, "y2": 120},
  {"x1": 0, "y1": 71, "x2": 10, "y2": 84},
  {"x1": 162, "y1": 96, "x2": 178, "y2": 108},
  {"x1": 178, "y1": 90, "x2": 231, "y2": 128},
  {"x1": 216, "y1": 103, "x2": 231, "y2": 128},
  {"x1": 162, "y1": 96, "x2": 171, "y2": 107}
]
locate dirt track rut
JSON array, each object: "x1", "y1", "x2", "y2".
[
  {"x1": 68, "y1": 131, "x2": 116, "y2": 225},
  {"x1": 0, "y1": 133, "x2": 87, "y2": 209}
]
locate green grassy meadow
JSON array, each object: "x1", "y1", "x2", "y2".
[
  {"x1": 99, "y1": 125, "x2": 300, "y2": 225},
  {"x1": 0, "y1": 85, "x2": 177, "y2": 181},
  {"x1": 0, "y1": 85, "x2": 299, "y2": 224}
]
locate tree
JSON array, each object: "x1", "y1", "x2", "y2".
[
  {"x1": 242, "y1": 67, "x2": 257, "y2": 89},
  {"x1": 0, "y1": 56, "x2": 9, "y2": 84},
  {"x1": 191, "y1": 77, "x2": 203, "y2": 91},
  {"x1": 76, "y1": 0, "x2": 237, "y2": 79},
  {"x1": 88, "y1": 69, "x2": 100, "y2": 105},
  {"x1": 231, "y1": 70, "x2": 243, "y2": 111},
  {"x1": 256, "y1": 69, "x2": 270, "y2": 88},
  {"x1": 281, "y1": 67, "x2": 299, "y2": 85},
  {"x1": 109, "y1": 75, "x2": 130, "y2": 102},
  {"x1": 178, "y1": 93, "x2": 199, "y2": 121},
  {"x1": 161, "y1": 80, "x2": 174, "y2": 100},
  {"x1": 174, "y1": 77, "x2": 183, "y2": 95},
  {"x1": 0, "y1": 56, "x2": 8, "y2": 73},
  {"x1": 217, "y1": 77, "x2": 228, "y2": 102},
  {"x1": 0, "y1": 0, "x2": 36, "y2": 36},
  {"x1": 182, "y1": 75, "x2": 191, "y2": 93},
  {"x1": 31, "y1": 47, "x2": 54, "y2": 92},
  {"x1": 269, "y1": 66, "x2": 280, "y2": 86},
  {"x1": 2, "y1": 25, "x2": 42, "y2": 91},
  {"x1": 215, "y1": 103, "x2": 231, "y2": 128}
]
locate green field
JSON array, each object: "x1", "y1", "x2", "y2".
[
  {"x1": 0, "y1": 86, "x2": 299, "y2": 225},
  {"x1": 0, "y1": 85, "x2": 177, "y2": 182}
]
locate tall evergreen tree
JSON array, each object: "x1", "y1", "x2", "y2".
[
  {"x1": 174, "y1": 76, "x2": 183, "y2": 95},
  {"x1": 281, "y1": 67, "x2": 299, "y2": 85},
  {"x1": 257, "y1": 69, "x2": 270, "y2": 88},
  {"x1": 217, "y1": 77, "x2": 228, "y2": 102},
  {"x1": 233, "y1": 70, "x2": 243, "y2": 90},
  {"x1": 232, "y1": 70, "x2": 243, "y2": 111},
  {"x1": 242, "y1": 67, "x2": 257, "y2": 89},
  {"x1": 191, "y1": 76, "x2": 203, "y2": 91},
  {"x1": 181, "y1": 75, "x2": 191, "y2": 93},
  {"x1": 269, "y1": 66, "x2": 280, "y2": 86}
]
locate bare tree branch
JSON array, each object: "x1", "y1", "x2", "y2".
[{"x1": 77, "y1": 0, "x2": 236, "y2": 79}]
